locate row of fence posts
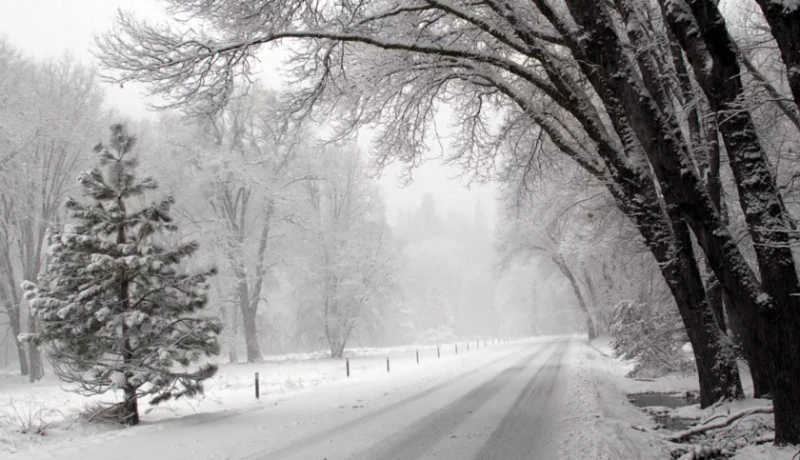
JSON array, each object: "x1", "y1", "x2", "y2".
[{"x1": 255, "y1": 336, "x2": 520, "y2": 398}]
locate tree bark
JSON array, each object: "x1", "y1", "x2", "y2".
[
  {"x1": 122, "y1": 386, "x2": 140, "y2": 426},
  {"x1": 330, "y1": 341, "x2": 345, "y2": 359},
  {"x1": 702, "y1": 114, "x2": 726, "y2": 333},
  {"x1": 704, "y1": 268, "x2": 726, "y2": 332},
  {"x1": 725, "y1": 292, "x2": 771, "y2": 398},
  {"x1": 669, "y1": 220, "x2": 743, "y2": 407},
  {"x1": 1, "y1": 256, "x2": 28, "y2": 376},
  {"x1": 663, "y1": 0, "x2": 800, "y2": 443},
  {"x1": 26, "y1": 333, "x2": 43, "y2": 382},
  {"x1": 27, "y1": 302, "x2": 43, "y2": 382},
  {"x1": 751, "y1": 0, "x2": 800, "y2": 111},
  {"x1": 9, "y1": 309, "x2": 29, "y2": 376},
  {"x1": 626, "y1": 188, "x2": 743, "y2": 406},
  {"x1": 241, "y1": 304, "x2": 261, "y2": 363}
]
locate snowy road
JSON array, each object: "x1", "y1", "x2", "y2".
[
  {"x1": 19, "y1": 338, "x2": 581, "y2": 460},
  {"x1": 253, "y1": 338, "x2": 570, "y2": 460}
]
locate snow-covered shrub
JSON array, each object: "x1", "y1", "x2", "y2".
[
  {"x1": 610, "y1": 300, "x2": 693, "y2": 378},
  {"x1": 1, "y1": 399, "x2": 59, "y2": 437}
]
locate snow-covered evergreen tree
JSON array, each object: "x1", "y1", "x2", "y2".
[{"x1": 22, "y1": 124, "x2": 221, "y2": 425}]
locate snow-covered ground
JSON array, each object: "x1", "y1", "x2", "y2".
[
  {"x1": 585, "y1": 337, "x2": 799, "y2": 460},
  {"x1": 3, "y1": 337, "x2": 798, "y2": 460},
  {"x1": 0, "y1": 339, "x2": 532, "y2": 457}
]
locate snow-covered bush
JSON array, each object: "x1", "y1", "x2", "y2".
[
  {"x1": 610, "y1": 300, "x2": 693, "y2": 378},
  {"x1": 0, "y1": 399, "x2": 60, "y2": 437}
]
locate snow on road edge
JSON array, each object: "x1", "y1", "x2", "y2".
[{"x1": 556, "y1": 339, "x2": 669, "y2": 460}]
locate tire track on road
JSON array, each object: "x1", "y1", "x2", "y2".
[
  {"x1": 474, "y1": 340, "x2": 570, "y2": 460},
  {"x1": 348, "y1": 340, "x2": 564, "y2": 460},
  {"x1": 255, "y1": 340, "x2": 559, "y2": 460}
]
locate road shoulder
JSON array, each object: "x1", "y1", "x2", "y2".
[{"x1": 554, "y1": 339, "x2": 670, "y2": 460}]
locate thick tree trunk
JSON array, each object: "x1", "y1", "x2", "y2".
[
  {"x1": 603, "y1": 175, "x2": 743, "y2": 405},
  {"x1": 122, "y1": 386, "x2": 140, "y2": 426},
  {"x1": 552, "y1": 0, "x2": 743, "y2": 405},
  {"x1": 669, "y1": 220, "x2": 743, "y2": 407},
  {"x1": 16, "y1": 341, "x2": 29, "y2": 376},
  {"x1": 27, "y1": 343, "x2": 43, "y2": 382},
  {"x1": 663, "y1": 0, "x2": 800, "y2": 443},
  {"x1": 228, "y1": 303, "x2": 239, "y2": 364},
  {"x1": 234, "y1": 273, "x2": 261, "y2": 363},
  {"x1": 633, "y1": 197, "x2": 743, "y2": 406},
  {"x1": 702, "y1": 114, "x2": 726, "y2": 333},
  {"x1": 725, "y1": 294, "x2": 771, "y2": 398},
  {"x1": 751, "y1": 0, "x2": 800, "y2": 111},
  {"x1": 241, "y1": 305, "x2": 261, "y2": 363},
  {"x1": 330, "y1": 341, "x2": 345, "y2": 359}
]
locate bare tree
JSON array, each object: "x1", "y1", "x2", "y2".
[
  {"x1": 0, "y1": 46, "x2": 103, "y2": 380},
  {"x1": 164, "y1": 88, "x2": 308, "y2": 362},
  {"x1": 298, "y1": 147, "x2": 396, "y2": 358},
  {"x1": 96, "y1": 0, "x2": 800, "y2": 440}
]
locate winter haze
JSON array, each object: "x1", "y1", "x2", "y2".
[{"x1": 1, "y1": 0, "x2": 799, "y2": 459}]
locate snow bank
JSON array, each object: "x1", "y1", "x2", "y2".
[{"x1": 555, "y1": 338, "x2": 669, "y2": 459}]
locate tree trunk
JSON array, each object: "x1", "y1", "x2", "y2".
[
  {"x1": 118, "y1": 197, "x2": 139, "y2": 426},
  {"x1": 227, "y1": 307, "x2": 239, "y2": 364},
  {"x1": 751, "y1": 0, "x2": 800, "y2": 111},
  {"x1": 14, "y1": 332, "x2": 29, "y2": 377},
  {"x1": 330, "y1": 341, "x2": 345, "y2": 359},
  {"x1": 27, "y1": 311, "x2": 43, "y2": 382},
  {"x1": 5, "y1": 304, "x2": 29, "y2": 376},
  {"x1": 582, "y1": 267, "x2": 604, "y2": 335},
  {"x1": 551, "y1": 256, "x2": 597, "y2": 341},
  {"x1": 601, "y1": 174, "x2": 743, "y2": 405},
  {"x1": 663, "y1": 0, "x2": 800, "y2": 443},
  {"x1": 241, "y1": 305, "x2": 261, "y2": 363},
  {"x1": 702, "y1": 112, "x2": 726, "y2": 333},
  {"x1": 669, "y1": 220, "x2": 743, "y2": 407},
  {"x1": 27, "y1": 343, "x2": 43, "y2": 382},
  {"x1": 554, "y1": 0, "x2": 743, "y2": 406},
  {"x1": 16, "y1": 341, "x2": 29, "y2": 376},
  {"x1": 122, "y1": 386, "x2": 140, "y2": 426},
  {"x1": 725, "y1": 294, "x2": 771, "y2": 398},
  {"x1": 704, "y1": 269, "x2": 726, "y2": 332}
]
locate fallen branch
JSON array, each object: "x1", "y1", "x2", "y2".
[
  {"x1": 753, "y1": 434, "x2": 774, "y2": 445},
  {"x1": 698, "y1": 414, "x2": 726, "y2": 426},
  {"x1": 667, "y1": 406, "x2": 774, "y2": 442}
]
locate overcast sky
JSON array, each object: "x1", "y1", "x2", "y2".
[{"x1": 0, "y1": 0, "x2": 499, "y2": 229}]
